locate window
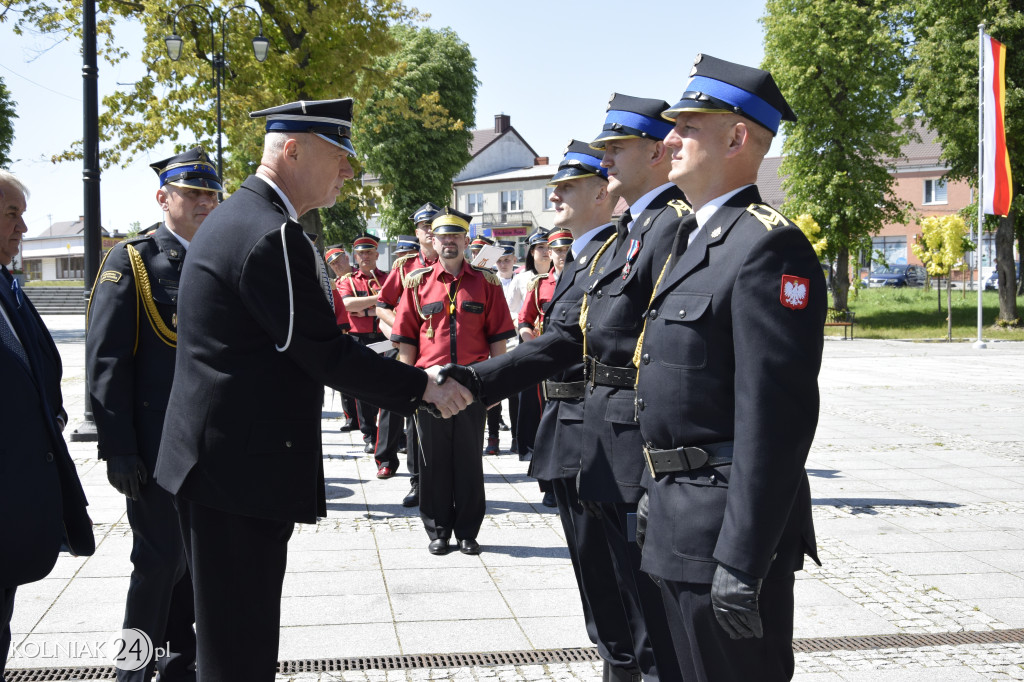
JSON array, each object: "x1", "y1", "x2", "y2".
[
  {"x1": 466, "y1": 193, "x2": 484, "y2": 214},
  {"x1": 869, "y1": 236, "x2": 907, "y2": 266},
  {"x1": 543, "y1": 187, "x2": 555, "y2": 211},
  {"x1": 923, "y1": 178, "x2": 947, "y2": 204},
  {"x1": 500, "y1": 189, "x2": 523, "y2": 213},
  {"x1": 57, "y1": 256, "x2": 84, "y2": 280}
]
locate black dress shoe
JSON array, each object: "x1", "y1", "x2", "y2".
[
  {"x1": 428, "y1": 538, "x2": 450, "y2": 555},
  {"x1": 402, "y1": 483, "x2": 419, "y2": 507},
  {"x1": 458, "y1": 538, "x2": 480, "y2": 555},
  {"x1": 603, "y1": 661, "x2": 642, "y2": 682},
  {"x1": 339, "y1": 420, "x2": 356, "y2": 432},
  {"x1": 363, "y1": 441, "x2": 375, "y2": 454},
  {"x1": 541, "y1": 491, "x2": 557, "y2": 508},
  {"x1": 518, "y1": 450, "x2": 532, "y2": 462}
]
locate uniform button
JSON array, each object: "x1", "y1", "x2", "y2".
[
  {"x1": 678, "y1": 309, "x2": 687, "y2": 319},
  {"x1": 45, "y1": 452, "x2": 54, "y2": 462},
  {"x1": 586, "y1": 323, "x2": 593, "y2": 331},
  {"x1": 642, "y1": 353, "x2": 650, "y2": 365},
  {"x1": 596, "y1": 290, "x2": 603, "y2": 299},
  {"x1": 285, "y1": 441, "x2": 293, "y2": 448},
  {"x1": 143, "y1": 401, "x2": 150, "y2": 407},
  {"x1": 637, "y1": 399, "x2": 645, "y2": 410},
  {"x1": 649, "y1": 309, "x2": 658, "y2": 319},
  {"x1": 709, "y1": 473, "x2": 717, "y2": 484}
]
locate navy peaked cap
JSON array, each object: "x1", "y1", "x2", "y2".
[
  {"x1": 549, "y1": 139, "x2": 608, "y2": 185},
  {"x1": 250, "y1": 98, "x2": 355, "y2": 154},
  {"x1": 663, "y1": 54, "x2": 796, "y2": 135},
  {"x1": 150, "y1": 146, "x2": 222, "y2": 192},
  {"x1": 590, "y1": 93, "x2": 674, "y2": 149}
]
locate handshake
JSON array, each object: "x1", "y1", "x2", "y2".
[{"x1": 418, "y1": 364, "x2": 483, "y2": 419}]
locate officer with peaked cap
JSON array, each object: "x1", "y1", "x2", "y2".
[
  {"x1": 391, "y1": 208, "x2": 515, "y2": 556},
  {"x1": 394, "y1": 234, "x2": 419, "y2": 256},
  {"x1": 87, "y1": 146, "x2": 221, "y2": 681},
  {"x1": 336, "y1": 233, "x2": 389, "y2": 457},
  {"x1": 633, "y1": 54, "x2": 824, "y2": 681},
  {"x1": 376, "y1": 202, "x2": 444, "y2": 508},
  {"x1": 153, "y1": 100, "x2": 472, "y2": 682},
  {"x1": 438, "y1": 96, "x2": 694, "y2": 680}
]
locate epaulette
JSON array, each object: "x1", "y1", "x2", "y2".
[
  {"x1": 403, "y1": 267, "x2": 433, "y2": 289},
  {"x1": 338, "y1": 272, "x2": 354, "y2": 282},
  {"x1": 123, "y1": 233, "x2": 154, "y2": 244},
  {"x1": 391, "y1": 253, "x2": 416, "y2": 272},
  {"x1": 666, "y1": 199, "x2": 692, "y2": 218},
  {"x1": 527, "y1": 272, "x2": 548, "y2": 292},
  {"x1": 746, "y1": 203, "x2": 791, "y2": 231},
  {"x1": 470, "y1": 264, "x2": 501, "y2": 286}
]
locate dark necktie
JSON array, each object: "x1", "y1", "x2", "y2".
[
  {"x1": 0, "y1": 268, "x2": 30, "y2": 368},
  {"x1": 615, "y1": 209, "x2": 632, "y2": 245},
  {"x1": 565, "y1": 250, "x2": 574, "y2": 264}
]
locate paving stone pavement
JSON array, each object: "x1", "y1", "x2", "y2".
[{"x1": 5, "y1": 317, "x2": 1024, "y2": 681}]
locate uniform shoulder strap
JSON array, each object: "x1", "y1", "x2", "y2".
[
  {"x1": 403, "y1": 267, "x2": 433, "y2": 289},
  {"x1": 527, "y1": 272, "x2": 548, "y2": 292}
]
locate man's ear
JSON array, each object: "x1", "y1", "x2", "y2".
[
  {"x1": 156, "y1": 187, "x2": 169, "y2": 210},
  {"x1": 282, "y1": 136, "x2": 300, "y2": 161},
  {"x1": 725, "y1": 121, "x2": 749, "y2": 157},
  {"x1": 650, "y1": 140, "x2": 668, "y2": 165}
]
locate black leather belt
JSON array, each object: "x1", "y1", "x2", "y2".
[
  {"x1": 542, "y1": 380, "x2": 585, "y2": 400},
  {"x1": 643, "y1": 441, "x2": 734, "y2": 477},
  {"x1": 584, "y1": 356, "x2": 637, "y2": 388}
]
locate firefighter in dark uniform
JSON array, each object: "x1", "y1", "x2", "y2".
[
  {"x1": 391, "y1": 208, "x2": 515, "y2": 556},
  {"x1": 153, "y1": 99, "x2": 471, "y2": 682},
  {"x1": 336, "y1": 233, "x2": 388, "y2": 456},
  {"x1": 439, "y1": 96, "x2": 691, "y2": 682},
  {"x1": 634, "y1": 55, "x2": 826, "y2": 682},
  {"x1": 376, "y1": 203, "x2": 442, "y2": 507},
  {"x1": 86, "y1": 147, "x2": 220, "y2": 682}
]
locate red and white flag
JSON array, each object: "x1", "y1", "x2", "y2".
[{"x1": 982, "y1": 33, "x2": 1012, "y2": 216}]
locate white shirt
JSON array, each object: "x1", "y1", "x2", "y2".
[
  {"x1": 688, "y1": 185, "x2": 754, "y2": 247},
  {"x1": 571, "y1": 222, "x2": 613, "y2": 260},
  {"x1": 257, "y1": 175, "x2": 299, "y2": 221},
  {"x1": 627, "y1": 183, "x2": 676, "y2": 234}
]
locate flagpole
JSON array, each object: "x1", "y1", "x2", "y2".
[{"x1": 974, "y1": 23, "x2": 987, "y2": 349}]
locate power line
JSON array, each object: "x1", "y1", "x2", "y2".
[{"x1": 0, "y1": 61, "x2": 81, "y2": 102}]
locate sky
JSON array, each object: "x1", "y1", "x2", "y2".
[{"x1": 0, "y1": 0, "x2": 774, "y2": 236}]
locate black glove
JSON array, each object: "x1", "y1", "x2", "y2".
[
  {"x1": 636, "y1": 492, "x2": 649, "y2": 549},
  {"x1": 575, "y1": 471, "x2": 603, "y2": 519},
  {"x1": 106, "y1": 455, "x2": 148, "y2": 501},
  {"x1": 437, "y1": 363, "x2": 482, "y2": 400},
  {"x1": 711, "y1": 563, "x2": 763, "y2": 639}
]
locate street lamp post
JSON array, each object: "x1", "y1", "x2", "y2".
[{"x1": 163, "y1": 3, "x2": 269, "y2": 181}]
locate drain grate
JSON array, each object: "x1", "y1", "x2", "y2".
[{"x1": 7, "y1": 631, "x2": 1024, "y2": 680}]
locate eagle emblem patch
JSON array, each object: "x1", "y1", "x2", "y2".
[{"x1": 780, "y1": 275, "x2": 809, "y2": 310}]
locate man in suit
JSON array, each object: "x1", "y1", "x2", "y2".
[
  {"x1": 634, "y1": 55, "x2": 826, "y2": 681},
  {"x1": 0, "y1": 171, "x2": 95, "y2": 682},
  {"x1": 86, "y1": 147, "x2": 220, "y2": 682},
  {"x1": 440, "y1": 96, "x2": 691, "y2": 679},
  {"x1": 153, "y1": 99, "x2": 472, "y2": 682}
]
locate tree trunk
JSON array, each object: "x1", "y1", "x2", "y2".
[
  {"x1": 946, "y1": 277, "x2": 952, "y2": 342},
  {"x1": 833, "y1": 247, "x2": 850, "y2": 310},
  {"x1": 996, "y1": 214, "x2": 1018, "y2": 324},
  {"x1": 1017, "y1": 227, "x2": 1024, "y2": 297}
]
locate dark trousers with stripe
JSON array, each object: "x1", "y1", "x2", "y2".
[
  {"x1": 515, "y1": 384, "x2": 543, "y2": 458},
  {"x1": 417, "y1": 402, "x2": 486, "y2": 542},
  {"x1": 351, "y1": 332, "x2": 386, "y2": 442},
  {"x1": 552, "y1": 478, "x2": 639, "y2": 672},
  {"x1": 176, "y1": 498, "x2": 293, "y2": 682}
]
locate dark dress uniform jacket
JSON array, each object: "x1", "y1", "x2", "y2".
[
  {"x1": 529, "y1": 224, "x2": 615, "y2": 483},
  {"x1": 578, "y1": 185, "x2": 690, "y2": 502},
  {"x1": 154, "y1": 176, "x2": 427, "y2": 524},
  {"x1": 87, "y1": 225, "x2": 184, "y2": 466},
  {"x1": 1, "y1": 274, "x2": 94, "y2": 587},
  {"x1": 636, "y1": 185, "x2": 825, "y2": 584}
]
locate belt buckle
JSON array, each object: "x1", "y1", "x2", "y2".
[
  {"x1": 541, "y1": 381, "x2": 549, "y2": 401},
  {"x1": 643, "y1": 444, "x2": 657, "y2": 477}
]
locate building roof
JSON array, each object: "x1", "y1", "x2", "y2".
[
  {"x1": 757, "y1": 156, "x2": 786, "y2": 207},
  {"x1": 32, "y1": 218, "x2": 86, "y2": 239},
  {"x1": 454, "y1": 164, "x2": 556, "y2": 186},
  {"x1": 470, "y1": 115, "x2": 539, "y2": 160},
  {"x1": 890, "y1": 121, "x2": 945, "y2": 171}
]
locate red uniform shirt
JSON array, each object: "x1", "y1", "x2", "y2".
[
  {"x1": 332, "y1": 279, "x2": 351, "y2": 331},
  {"x1": 377, "y1": 253, "x2": 438, "y2": 309},
  {"x1": 392, "y1": 260, "x2": 515, "y2": 368},
  {"x1": 518, "y1": 270, "x2": 558, "y2": 334},
  {"x1": 336, "y1": 267, "x2": 387, "y2": 334}
]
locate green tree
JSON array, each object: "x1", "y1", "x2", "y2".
[
  {"x1": 352, "y1": 24, "x2": 476, "y2": 237},
  {"x1": 912, "y1": 215, "x2": 971, "y2": 339},
  {"x1": 9, "y1": 0, "x2": 420, "y2": 188},
  {"x1": 762, "y1": 0, "x2": 913, "y2": 311},
  {"x1": 905, "y1": 0, "x2": 1023, "y2": 322},
  {"x1": 0, "y1": 76, "x2": 16, "y2": 165},
  {"x1": 793, "y1": 214, "x2": 828, "y2": 257}
]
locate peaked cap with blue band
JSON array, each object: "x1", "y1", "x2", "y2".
[
  {"x1": 410, "y1": 201, "x2": 442, "y2": 225},
  {"x1": 150, "y1": 146, "x2": 222, "y2": 192},
  {"x1": 395, "y1": 235, "x2": 419, "y2": 253},
  {"x1": 431, "y1": 207, "x2": 472, "y2": 235},
  {"x1": 250, "y1": 98, "x2": 356, "y2": 154},
  {"x1": 590, "y1": 93, "x2": 674, "y2": 150},
  {"x1": 549, "y1": 139, "x2": 608, "y2": 185},
  {"x1": 498, "y1": 240, "x2": 516, "y2": 256},
  {"x1": 662, "y1": 54, "x2": 796, "y2": 135}
]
